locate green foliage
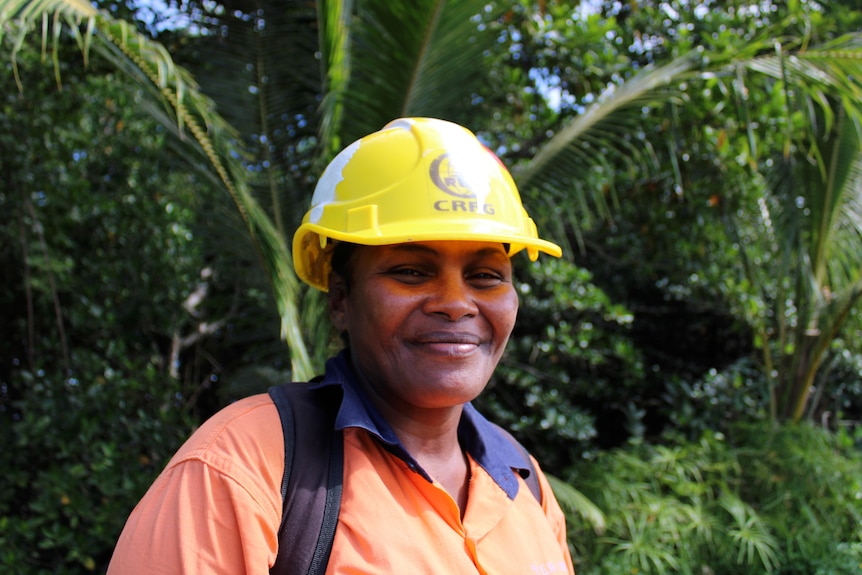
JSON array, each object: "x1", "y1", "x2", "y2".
[
  {"x1": 0, "y1": 39, "x2": 207, "y2": 573},
  {"x1": 663, "y1": 357, "x2": 771, "y2": 439},
  {"x1": 477, "y1": 256, "x2": 643, "y2": 468},
  {"x1": 5, "y1": 1, "x2": 862, "y2": 573},
  {"x1": 0, "y1": 44, "x2": 202, "y2": 353},
  {"x1": 565, "y1": 423, "x2": 862, "y2": 574},
  {"x1": 0, "y1": 360, "x2": 192, "y2": 573},
  {"x1": 812, "y1": 343, "x2": 862, "y2": 431}
]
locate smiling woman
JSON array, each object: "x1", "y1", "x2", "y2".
[{"x1": 107, "y1": 117, "x2": 574, "y2": 575}]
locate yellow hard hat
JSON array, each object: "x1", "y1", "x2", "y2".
[{"x1": 293, "y1": 117, "x2": 562, "y2": 291}]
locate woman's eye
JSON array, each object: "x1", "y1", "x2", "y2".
[
  {"x1": 387, "y1": 267, "x2": 426, "y2": 281},
  {"x1": 469, "y1": 271, "x2": 505, "y2": 286},
  {"x1": 472, "y1": 272, "x2": 499, "y2": 280}
]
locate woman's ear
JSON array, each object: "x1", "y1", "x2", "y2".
[{"x1": 328, "y1": 272, "x2": 348, "y2": 332}]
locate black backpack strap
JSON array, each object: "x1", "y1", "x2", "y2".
[
  {"x1": 268, "y1": 383, "x2": 344, "y2": 575},
  {"x1": 493, "y1": 424, "x2": 542, "y2": 504}
]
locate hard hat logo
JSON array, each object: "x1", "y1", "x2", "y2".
[
  {"x1": 430, "y1": 153, "x2": 485, "y2": 199},
  {"x1": 429, "y1": 150, "x2": 495, "y2": 216}
]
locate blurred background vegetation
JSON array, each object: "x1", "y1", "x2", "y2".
[{"x1": 3, "y1": 0, "x2": 862, "y2": 573}]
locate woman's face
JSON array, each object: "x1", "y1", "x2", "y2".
[{"x1": 329, "y1": 240, "x2": 518, "y2": 417}]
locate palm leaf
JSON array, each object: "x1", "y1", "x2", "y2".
[
  {"x1": 752, "y1": 106, "x2": 862, "y2": 420},
  {"x1": 546, "y1": 473, "x2": 606, "y2": 534},
  {"x1": 719, "y1": 493, "x2": 780, "y2": 572},
  {"x1": 745, "y1": 34, "x2": 862, "y2": 131},
  {"x1": 516, "y1": 53, "x2": 701, "y2": 199},
  {"x1": 513, "y1": 28, "x2": 862, "y2": 241},
  {"x1": 179, "y1": 0, "x2": 324, "y2": 238},
  {"x1": 318, "y1": 0, "x2": 353, "y2": 156},
  {"x1": 332, "y1": 0, "x2": 508, "y2": 142}
]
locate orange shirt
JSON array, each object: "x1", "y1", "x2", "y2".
[{"x1": 108, "y1": 355, "x2": 574, "y2": 574}]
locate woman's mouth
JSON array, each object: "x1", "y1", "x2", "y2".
[{"x1": 412, "y1": 332, "x2": 482, "y2": 357}]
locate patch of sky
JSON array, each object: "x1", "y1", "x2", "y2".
[
  {"x1": 133, "y1": 0, "x2": 194, "y2": 33},
  {"x1": 528, "y1": 68, "x2": 576, "y2": 113},
  {"x1": 576, "y1": 0, "x2": 605, "y2": 19}
]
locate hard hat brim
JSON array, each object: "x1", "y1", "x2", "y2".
[{"x1": 293, "y1": 222, "x2": 562, "y2": 292}]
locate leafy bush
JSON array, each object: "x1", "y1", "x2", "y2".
[
  {"x1": 564, "y1": 423, "x2": 862, "y2": 575},
  {"x1": 809, "y1": 343, "x2": 862, "y2": 434},
  {"x1": 0, "y1": 359, "x2": 192, "y2": 573},
  {"x1": 662, "y1": 343, "x2": 862, "y2": 443},
  {"x1": 478, "y1": 256, "x2": 644, "y2": 470},
  {"x1": 662, "y1": 356, "x2": 771, "y2": 439},
  {"x1": 1, "y1": 39, "x2": 203, "y2": 573}
]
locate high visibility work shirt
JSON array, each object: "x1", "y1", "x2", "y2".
[{"x1": 107, "y1": 353, "x2": 575, "y2": 575}]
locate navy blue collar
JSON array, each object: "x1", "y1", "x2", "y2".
[{"x1": 309, "y1": 351, "x2": 531, "y2": 500}]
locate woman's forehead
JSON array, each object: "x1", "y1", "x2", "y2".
[{"x1": 352, "y1": 241, "x2": 510, "y2": 263}]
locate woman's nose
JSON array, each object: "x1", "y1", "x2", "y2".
[{"x1": 423, "y1": 273, "x2": 478, "y2": 320}]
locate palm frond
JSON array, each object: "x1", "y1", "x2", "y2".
[
  {"x1": 170, "y1": 0, "x2": 325, "y2": 241},
  {"x1": 515, "y1": 30, "x2": 862, "y2": 243},
  {"x1": 546, "y1": 474, "x2": 606, "y2": 534},
  {"x1": 746, "y1": 34, "x2": 862, "y2": 129},
  {"x1": 318, "y1": 0, "x2": 353, "y2": 156},
  {"x1": 334, "y1": 0, "x2": 505, "y2": 141},
  {"x1": 515, "y1": 54, "x2": 700, "y2": 197},
  {"x1": 719, "y1": 493, "x2": 780, "y2": 572}
]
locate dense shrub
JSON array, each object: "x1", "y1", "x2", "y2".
[
  {"x1": 478, "y1": 256, "x2": 644, "y2": 470},
  {"x1": 661, "y1": 342, "x2": 862, "y2": 444},
  {"x1": 0, "y1": 41, "x2": 205, "y2": 573},
  {"x1": 662, "y1": 356, "x2": 771, "y2": 439},
  {"x1": 0, "y1": 359, "x2": 192, "y2": 572},
  {"x1": 564, "y1": 422, "x2": 862, "y2": 574},
  {"x1": 808, "y1": 343, "x2": 862, "y2": 434}
]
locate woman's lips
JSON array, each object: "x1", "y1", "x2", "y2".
[{"x1": 411, "y1": 332, "x2": 483, "y2": 357}]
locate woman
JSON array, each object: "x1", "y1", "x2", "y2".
[{"x1": 108, "y1": 117, "x2": 574, "y2": 574}]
